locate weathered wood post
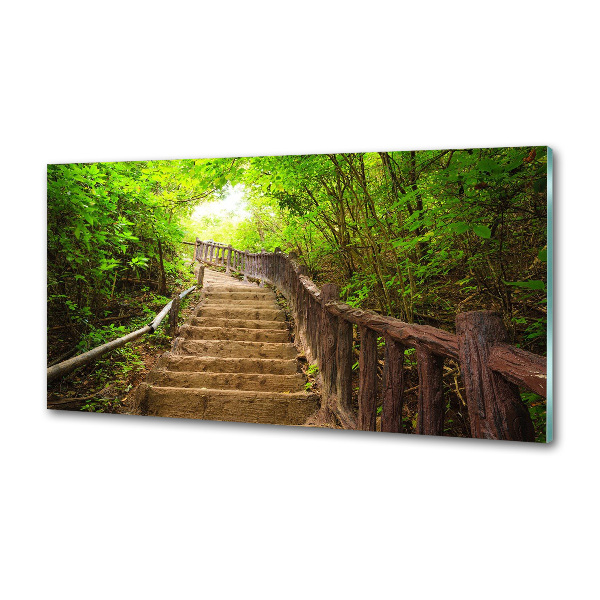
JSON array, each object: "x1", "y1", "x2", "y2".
[
  {"x1": 197, "y1": 264, "x2": 205, "y2": 288},
  {"x1": 336, "y1": 314, "x2": 357, "y2": 429},
  {"x1": 193, "y1": 238, "x2": 198, "y2": 262},
  {"x1": 169, "y1": 293, "x2": 181, "y2": 337},
  {"x1": 456, "y1": 311, "x2": 535, "y2": 441},
  {"x1": 209, "y1": 243, "x2": 215, "y2": 264},
  {"x1": 273, "y1": 248, "x2": 281, "y2": 285},
  {"x1": 296, "y1": 265, "x2": 308, "y2": 344},
  {"x1": 381, "y1": 335, "x2": 405, "y2": 433},
  {"x1": 358, "y1": 326, "x2": 378, "y2": 431},
  {"x1": 319, "y1": 284, "x2": 339, "y2": 417},
  {"x1": 226, "y1": 244, "x2": 232, "y2": 274},
  {"x1": 416, "y1": 347, "x2": 444, "y2": 436},
  {"x1": 259, "y1": 249, "x2": 266, "y2": 286},
  {"x1": 288, "y1": 252, "x2": 297, "y2": 312},
  {"x1": 243, "y1": 251, "x2": 249, "y2": 281}
]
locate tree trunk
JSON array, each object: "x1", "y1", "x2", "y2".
[{"x1": 157, "y1": 238, "x2": 167, "y2": 296}]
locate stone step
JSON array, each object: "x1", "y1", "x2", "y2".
[
  {"x1": 202, "y1": 299, "x2": 276, "y2": 308},
  {"x1": 196, "y1": 306, "x2": 285, "y2": 321},
  {"x1": 207, "y1": 291, "x2": 276, "y2": 301},
  {"x1": 147, "y1": 370, "x2": 305, "y2": 392},
  {"x1": 178, "y1": 325, "x2": 290, "y2": 343},
  {"x1": 156, "y1": 353, "x2": 299, "y2": 375},
  {"x1": 132, "y1": 383, "x2": 318, "y2": 425},
  {"x1": 174, "y1": 339, "x2": 297, "y2": 359},
  {"x1": 190, "y1": 317, "x2": 287, "y2": 330},
  {"x1": 128, "y1": 266, "x2": 317, "y2": 427},
  {"x1": 204, "y1": 285, "x2": 268, "y2": 293}
]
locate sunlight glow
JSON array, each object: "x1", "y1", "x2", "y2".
[{"x1": 193, "y1": 184, "x2": 249, "y2": 221}]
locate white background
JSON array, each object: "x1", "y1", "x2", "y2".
[{"x1": 1, "y1": 2, "x2": 598, "y2": 599}]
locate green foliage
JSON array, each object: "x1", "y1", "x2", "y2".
[
  {"x1": 185, "y1": 146, "x2": 547, "y2": 353},
  {"x1": 520, "y1": 391, "x2": 547, "y2": 443},
  {"x1": 47, "y1": 157, "x2": 236, "y2": 332},
  {"x1": 505, "y1": 280, "x2": 546, "y2": 291}
]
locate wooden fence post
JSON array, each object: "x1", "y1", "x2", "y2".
[
  {"x1": 259, "y1": 249, "x2": 265, "y2": 286},
  {"x1": 456, "y1": 311, "x2": 535, "y2": 441},
  {"x1": 272, "y1": 247, "x2": 281, "y2": 284},
  {"x1": 358, "y1": 326, "x2": 378, "y2": 431},
  {"x1": 382, "y1": 335, "x2": 405, "y2": 433},
  {"x1": 169, "y1": 293, "x2": 181, "y2": 337},
  {"x1": 209, "y1": 243, "x2": 214, "y2": 264},
  {"x1": 416, "y1": 346, "x2": 444, "y2": 436},
  {"x1": 226, "y1": 244, "x2": 232, "y2": 274},
  {"x1": 319, "y1": 284, "x2": 339, "y2": 417},
  {"x1": 336, "y1": 315, "x2": 357, "y2": 429},
  {"x1": 243, "y1": 251, "x2": 248, "y2": 281},
  {"x1": 197, "y1": 264, "x2": 205, "y2": 288},
  {"x1": 288, "y1": 252, "x2": 297, "y2": 312}
]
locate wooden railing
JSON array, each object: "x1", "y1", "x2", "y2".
[{"x1": 196, "y1": 239, "x2": 548, "y2": 441}]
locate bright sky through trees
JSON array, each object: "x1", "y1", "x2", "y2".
[{"x1": 192, "y1": 184, "x2": 249, "y2": 222}]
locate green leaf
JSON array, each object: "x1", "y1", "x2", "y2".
[
  {"x1": 505, "y1": 280, "x2": 546, "y2": 291},
  {"x1": 538, "y1": 248, "x2": 547, "y2": 262},
  {"x1": 449, "y1": 222, "x2": 469, "y2": 234},
  {"x1": 472, "y1": 225, "x2": 491, "y2": 239}
]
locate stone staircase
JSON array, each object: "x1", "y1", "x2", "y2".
[{"x1": 131, "y1": 269, "x2": 319, "y2": 425}]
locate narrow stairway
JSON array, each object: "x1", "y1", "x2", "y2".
[{"x1": 131, "y1": 269, "x2": 318, "y2": 425}]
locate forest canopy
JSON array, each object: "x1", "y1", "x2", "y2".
[
  {"x1": 48, "y1": 146, "x2": 547, "y2": 355},
  {"x1": 190, "y1": 147, "x2": 547, "y2": 353}
]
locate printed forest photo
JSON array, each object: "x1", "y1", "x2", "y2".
[{"x1": 47, "y1": 147, "x2": 551, "y2": 442}]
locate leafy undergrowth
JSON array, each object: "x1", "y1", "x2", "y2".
[{"x1": 47, "y1": 263, "x2": 202, "y2": 414}]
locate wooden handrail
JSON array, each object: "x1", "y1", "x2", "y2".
[
  {"x1": 487, "y1": 342, "x2": 547, "y2": 397},
  {"x1": 325, "y1": 302, "x2": 459, "y2": 359},
  {"x1": 195, "y1": 239, "x2": 548, "y2": 441},
  {"x1": 47, "y1": 286, "x2": 196, "y2": 382}
]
